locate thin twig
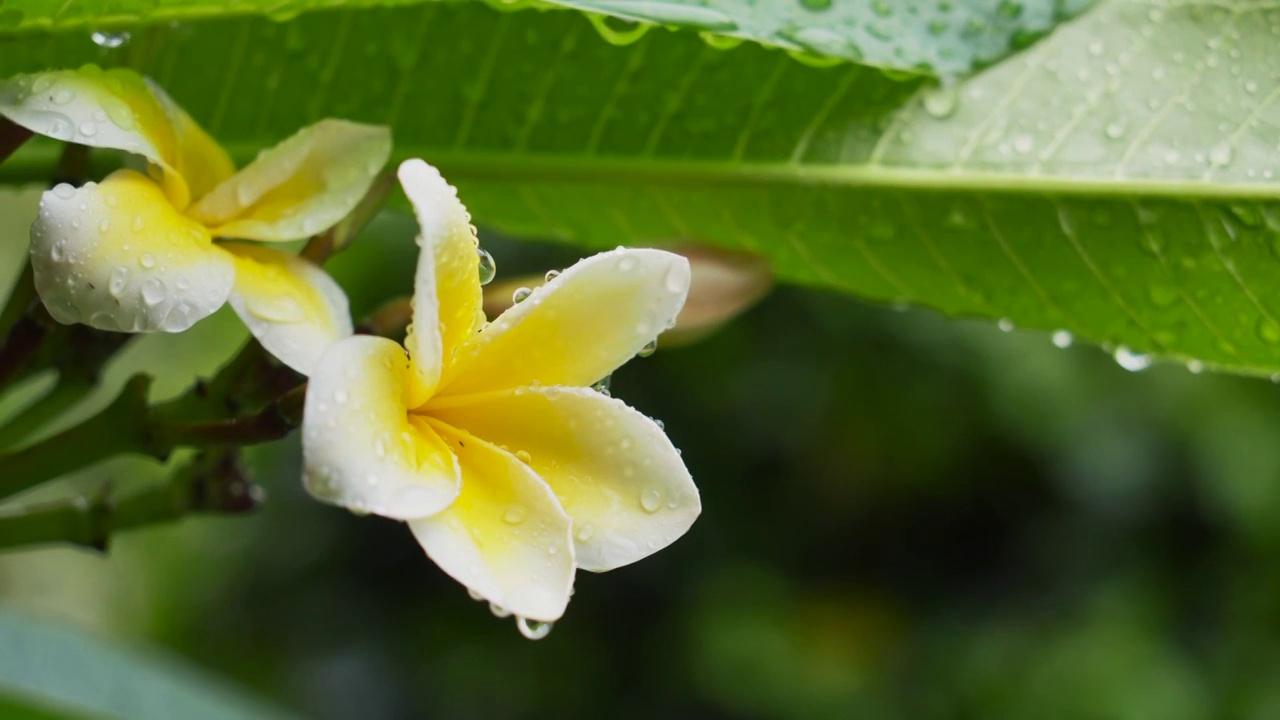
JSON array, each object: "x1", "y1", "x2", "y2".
[{"x1": 0, "y1": 450, "x2": 261, "y2": 552}]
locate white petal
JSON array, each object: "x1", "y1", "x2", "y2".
[
  {"x1": 29, "y1": 170, "x2": 233, "y2": 333},
  {"x1": 428, "y1": 386, "x2": 700, "y2": 572},
  {"x1": 302, "y1": 335, "x2": 461, "y2": 520},
  {"x1": 396, "y1": 159, "x2": 483, "y2": 402},
  {"x1": 222, "y1": 243, "x2": 353, "y2": 376},
  {"x1": 439, "y1": 248, "x2": 691, "y2": 396},
  {"x1": 189, "y1": 120, "x2": 392, "y2": 241},
  {"x1": 409, "y1": 419, "x2": 576, "y2": 622}
]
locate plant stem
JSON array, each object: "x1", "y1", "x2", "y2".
[
  {"x1": 0, "y1": 375, "x2": 93, "y2": 450},
  {"x1": 0, "y1": 375, "x2": 154, "y2": 501},
  {"x1": 0, "y1": 304, "x2": 56, "y2": 389},
  {"x1": 0, "y1": 450, "x2": 260, "y2": 552},
  {"x1": 0, "y1": 263, "x2": 35, "y2": 342},
  {"x1": 0, "y1": 119, "x2": 32, "y2": 165}
]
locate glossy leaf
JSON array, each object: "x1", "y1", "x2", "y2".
[
  {"x1": 0, "y1": 0, "x2": 1278, "y2": 375},
  {"x1": 0, "y1": 0, "x2": 1086, "y2": 75},
  {"x1": 0, "y1": 608, "x2": 296, "y2": 720}
]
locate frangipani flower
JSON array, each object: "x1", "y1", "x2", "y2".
[
  {"x1": 0, "y1": 65, "x2": 392, "y2": 374},
  {"x1": 302, "y1": 160, "x2": 700, "y2": 630}
]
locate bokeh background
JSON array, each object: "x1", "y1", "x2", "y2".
[{"x1": 5, "y1": 190, "x2": 1280, "y2": 719}]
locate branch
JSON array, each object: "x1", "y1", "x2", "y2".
[
  {"x1": 0, "y1": 375, "x2": 154, "y2": 502},
  {"x1": 0, "y1": 450, "x2": 260, "y2": 552},
  {"x1": 0, "y1": 119, "x2": 32, "y2": 165}
]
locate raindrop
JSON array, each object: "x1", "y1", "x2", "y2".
[
  {"x1": 921, "y1": 84, "x2": 959, "y2": 119},
  {"x1": 1113, "y1": 346, "x2": 1152, "y2": 372},
  {"x1": 516, "y1": 617, "x2": 553, "y2": 640},
  {"x1": 90, "y1": 30, "x2": 131, "y2": 48},
  {"x1": 141, "y1": 278, "x2": 166, "y2": 306},
  {"x1": 477, "y1": 248, "x2": 496, "y2": 285},
  {"x1": 1011, "y1": 133, "x2": 1034, "y2": 154},
  {"x1": 512, "y1": 287, "x2": 532, "y2": 304},
  {"x1": 139, "y1": 252, "x2": 156, "y2": 269},
  {"x1": 467, "y1": 588, "x2": 485, "y2": 602},
  {"x1": 502, "y1": 506, "x2": 527, "y2": 524},
  {"x1": 489, "y1": 603, "x2": 511, "y2": 618},
  {"x1": 591, "y1": 375, "x2": 612, "y2": 396},
  {"x1": 587, "y1": 14, "x2": 651, "y2": 46},
  {"x1": 1209, "y1": 141, "x2": 1234, "y2": 167},
  {"x1": 1051, "y1": 330, "x2": 1073, "y2": 348},
  {"x1": 544, "y1": 269, "x2": 560, "y2": 283},
  {"x1": 575, "y1": 523, "x2": 595, "y2": 541},
  {"x1": 108, "y1": 267, "x2": 127, "y2": 297},
  {"x1": 1104, "y1": 121, "x2": 1127, "y2": 140},
  {"x1": 52, "y1": 183, "x2": 75, "y2": 200},
  {"x1": 997, "y1": 318, "x2": 1014, "y2": 332},
  {"x1": 1186, "y1": 360, "x2": 1204, "y2": 374},
  {"x1": 637, "y1": 339, "x2": 657, "y2": 358},
  {"x1": 640, "y1": 488, "x2": 663, "y2": 513},
  {"x1": 514, "y1": 449, "x2": 532, "y2": 464}
]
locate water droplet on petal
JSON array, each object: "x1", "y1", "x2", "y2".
[
  {"x1": 640, "y1": 488, "x2": 663, "y2": 513},
  {"x1": 512, "y1": 287, "x2": 532, "y2": 304},
  {"x1": 921, "y1": 84, "x2": 958, "y2": 119},
  {"x1": 544, "y1": 269, "x2": 560, "y2": 283},
  {"x1": 502, "y1": 506, "x2": 527, "y2": 524},
  {"x1": 489, "y1": 602, "x2": 511, "y2": 618},
  {"x1": 477, "y1": 248, "x2": 496, "y2": 285},
  {"x1": 516, "y1": 617, "x2": 553, "y2": 640},
  {"x1": 638, "y1": 339, "x2": 657, "y2": 358},
  {"x1": 139, "y1": 252, "x2": 156, "y2": 269},
  {"x1": 52, "y1": 183, "x2": 75, "y2": 200},
  {"x1": 575, "y1": 523, "x2": 595, "y2": 542}
]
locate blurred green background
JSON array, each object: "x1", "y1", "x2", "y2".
[{"x1": 5, "y1": 189, "x2": 1280, "y2": 719}]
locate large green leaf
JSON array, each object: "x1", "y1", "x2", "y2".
[
  {"x1": 0, "y1": 0, "x2": 1085, "y2": 75},
  {"x1": 0, "y1": 608, "x2": 296, "y2": 719},
  {"x1": 0, "y1": 0, "x2": 1278, "y2": 375}
]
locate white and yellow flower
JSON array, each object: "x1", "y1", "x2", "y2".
[
  {"x1": 0, "y1": 65, "x2": 391, "y2": 374},
  {"x1": 302, "y1": 159, "x2": 700, "y2": 630}
]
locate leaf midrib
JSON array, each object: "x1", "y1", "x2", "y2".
[{"x1": 5, "y1": 144, "x2": 1279, "y2": 199}]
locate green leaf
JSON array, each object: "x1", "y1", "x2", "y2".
[
  {"x1": 0, "y1": 0, "x2": 1087, "y2": 75},
  {"x1": 546, "y1": 0, "x2": 1092, "y2": 74},
  {"x1": 0, "y1": 0, "x2": 1278, "y2": 375},
  {"x1": 0, "y1": 608, "x2": 296, "y2": 720}
]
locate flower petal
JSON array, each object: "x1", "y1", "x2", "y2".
[
  {"x1": 221, "y1": 242, "x2": 353, "y2": 375},
  {"x1": 30, "y1": 169, "x2": 233, "y2": 333},
  {"x1": 302, "y1": 335, "x2": 461, "y2": 519},
  {"x1": 428, "y1": 386, "x2": 699, "y2": 572},
  {"x1": 439, "y1": 248, "x2": 691, "y2": 396},
  {"x1": 408, "y1": 419, "x2": 575, "y2": 622},
  {"x1": 396, "y1": 159, "x2": 483, "y2": 402},
  {"x1": 188, "y1": 120, "x2": 392, "y2": 242},
  {"x1": 0, "y1": 66, "x2": 233, "y2": 208}
]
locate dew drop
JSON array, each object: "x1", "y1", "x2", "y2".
[
  {"x1": 575, "y1": 523, "x2": 595, "y2": 541},
  {"x1": 1209, "y1": 141, "x2": 1234, "y2": 167},
  {"x1": 997, "y1": 318, "x2": 1015, "y2": 332},
  {"x1": 544, "y1": 269, "x2": 560, "y2": 283},
  {"x1": 1113, "y1": 346, "x2": 1152, "y2": 372},
  {"x1": 921, "y1": 84, "x2": 958, "y2": 119},
  {"x1": 512, "y1": 287, "x2": 532, "y2": 304},
  {"x1": 514, "y1": 449, "x2": 532, "y2": 464},
  {"x1": 640, "y1": 488, "x2": 663, "y2": 513},
  {"x1": 1104, "y1": 121, "x2": 1127, "y2": 140},
  {"x1": 477, "y1": 248, "x2": 496, "y2": 285},
  {"x1": 90, "y1": 30, "x2": 131, "y2": 48},
  {"x1": 516, "y1": 617, "x2": 553, "y2": 640},
  {"x1": 1051, "y1": 330, "x2": 1073, "y2": 348},
  {"x1": 467, "y1": 588, "x2": 485, "y2": 602},
  {"x1": 52, "y1": 183, "x2": 75, "y2": 200},
  {"x1": 141, "y1": 278, "x2": 166, "y2": 306},
  {"x1": 108, "y1": 266, "x2": 128, "y2": 297},
  {"x1": 1186, "y1": 360, "x2": 1205, "y2": 374},
  {"x1": 502, "y1": 506, "x2": 527, "y2": 524},
  {"x1": 637, "y1": 339, "x2": 657, "y2": 358},
  {"x1": 489, "y1": 603, "x2": 511, "y2": 618},
  {"x1": 139, "y1": 252, "x2": 156, "y2": 269}
]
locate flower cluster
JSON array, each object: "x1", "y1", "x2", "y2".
[{"x1": 0, "y1": 66, "x2": 700, "y2": 631}]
